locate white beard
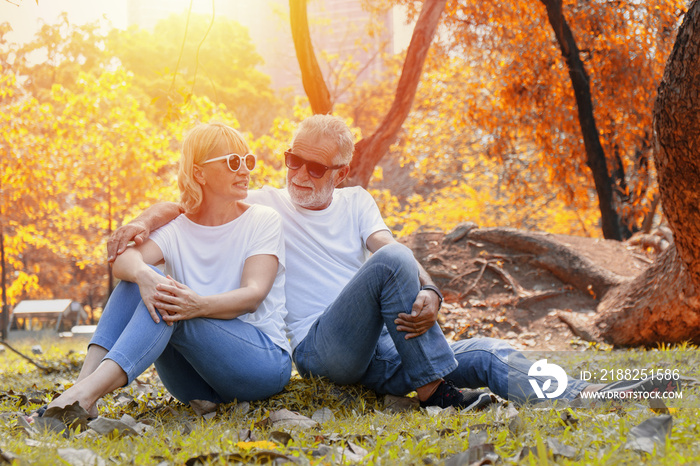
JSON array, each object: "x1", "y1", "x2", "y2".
[{"x1": 288, "y1": 176, "x2": 335, "y2": 210}]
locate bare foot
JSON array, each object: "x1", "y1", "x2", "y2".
[{"x1": 43, "y1": 387, "x2": 96, "y2": 419}]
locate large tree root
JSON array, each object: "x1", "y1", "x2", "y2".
[
  {"x1": 555, "y1": 245, "x2": 700, "y2": 346},
  {"x1": 460, "y1": 227, "x2": 627, "y2": 298},
  {"x1": 592, "y1": 245, "x2": 700, "y2": 346},
  {"x1": 452, "y1": 252, "x2": 578, "y2": 307},
  {"x1": 438, "y1": 224, "x2": 700, "y2": 345},
  {"x1": 557, "y1": 311, "x2": 597, "y2": 342}
]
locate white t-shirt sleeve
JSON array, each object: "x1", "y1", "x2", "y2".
[
  {"x1": 356, "y1": 188, "x2": 391, "y2": 246},
  {"x1": 245, "y1": 207, "x2": 285, "y2": 267},
  {"x1": 150, "y1": 217, "x2": 178, "y2": 263}
]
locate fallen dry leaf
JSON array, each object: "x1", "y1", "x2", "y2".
[
  {"x1": 57, "y1": 447, "x2": 105, "y2": 466},
  {"x1": 44, "y1": 401, "x2": 90, "y2": 432},
  {"x1": 625, "y1": 414, "x2": 673, "y2": 454},
  {"x1": 546, "y1": 437, "x2": 577, "y2": 459},
  {"x1": 444, "y1": 443, "x2": 498, "y2": 466},
  {"x1": 235, "y1": 440, "x2": 277, "y2": 450},
  {"x1": 383, "y1": 394, "x2": 418, "y2": 413},
  {"x1": 311, "y1": 407, "x2": 335, "y2": 423},
  {"x1": 189, "y1": 399, "x2": 218, "y2": 417},
  {"x1": 88, "y1": 417, "x2": 138, "y2": 438},
  {"x1": 269, "y1": 430, "x2": 293, "y2": 445},
  {"x1": 269, "y1": 409, "x2": 318, "y2": 429},
  {"x1": 0, "y1": 448, "x2": 18, "y2": 465},
  {"x1": 468, "y1": 430, "x2": 488, "y2": 447}
]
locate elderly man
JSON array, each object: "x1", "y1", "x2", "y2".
[{"x1": 109, "y1": 115, "x2": 674, "y2": 407}]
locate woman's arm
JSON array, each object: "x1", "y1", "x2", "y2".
[
  {"x1": 156, "y1": 253, "x2": 279, "y2": 322},
  {"x1": 112, "y1": 240, "x2": 170, "y2": 324}
]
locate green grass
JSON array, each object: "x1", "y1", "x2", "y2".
[{"x1": 1, "y1": 333, "x2": 699, "y2": 465}]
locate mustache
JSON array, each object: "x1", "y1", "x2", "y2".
[{"x1": 291, "y1": 179, "x2": 314, "y2": 188}]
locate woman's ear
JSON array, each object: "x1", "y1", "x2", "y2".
[{"x1": 193, "y1": 164, "x2": 206, "y2": 185}]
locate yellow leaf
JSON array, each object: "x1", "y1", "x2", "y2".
[{"x1": 236, "y1": 441, "x2": 277, "y2": 451}]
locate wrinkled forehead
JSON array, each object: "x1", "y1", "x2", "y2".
[{"x1": 292, "y1": 132, "x2": 338, "y2": 162}]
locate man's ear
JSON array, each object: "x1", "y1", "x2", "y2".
[
  {"x1": 334, "y1": 165, "x2": 350, "y2": 187},
  {"x1": 193, "y1": 165, "x2": 206, "y2": 185}
]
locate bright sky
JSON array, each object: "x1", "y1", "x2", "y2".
[
  {"x1": 1, "y1": 0, "x2": 412, "y2": 50},
  {"x1": 1, "y1": 0, "x2": 128, "y2": 45}
]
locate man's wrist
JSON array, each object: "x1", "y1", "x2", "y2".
[
  {"x1": 420, "y1": 284, "x2": 443, "y2": 309},
  {"x1": 131, "y1": 220, "x2": 150, "y2": 235}
]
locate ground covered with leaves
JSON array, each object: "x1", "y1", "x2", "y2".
[
  {"x1": 400, "y1": 226, "x2": 654, "y2": 351},
  {"x1": 1, "y1": 333, "x2": 699, "y2": 465}
]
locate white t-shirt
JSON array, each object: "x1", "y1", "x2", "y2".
[
  {"x1": 246, "y1": 186, "x2": 390, "y2": 349},
  {"x1": 150, "y1": 204, "x2": 291, "y2": 354}
]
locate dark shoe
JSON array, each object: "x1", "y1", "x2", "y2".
[
  {"x1": 598, "y1": 376, "x2": 680, "y2": 396},
  {"x1": 35, "y1": 405, "x2": 48, "y2": 417},
  {"x1": 419, "y1": 381, "x2": 494, "y2": 411},
  {"x1": 23, "y1": 404, "x2": 47, "y2": 424}
]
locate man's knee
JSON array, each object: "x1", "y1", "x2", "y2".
[{"x1": 370, "y1": 242, "x2": 418, "y2": 277}]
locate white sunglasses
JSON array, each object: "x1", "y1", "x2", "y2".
[{"x1": 202, "y1": 153, "x2": 256, "y2": 172}]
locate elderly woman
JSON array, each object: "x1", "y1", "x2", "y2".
[{"x1": 33, "y1": 122, "x2": 291, "y2": 419}]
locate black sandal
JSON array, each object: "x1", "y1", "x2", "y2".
[{"x1": 34, "y1": 405, "x2": 48, "y2": 418}]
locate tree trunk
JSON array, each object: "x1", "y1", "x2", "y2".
[
  {"x1": 654, "y1": 1, "x2": 700, "y2": 289},
  {"x1": 592, "y1": 245, "x2": 700, "y2": 345},
  {"x1": 565, "y1": 0, "x2": 700, "y2": 346},
  {"x1": 289, "y1": 0, "x2": 333, "y2": 115},
  {"x1": 539, "y1": 0, "x2": 624, "y2": 241},
  {"x1": 289, "y1": 0, "x2": 447, "y2": 188}
]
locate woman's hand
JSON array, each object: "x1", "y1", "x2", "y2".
[
  {"x1": 113, "y1": 243, "x2": 169, "y2": 325},
  {"x1": 134, "y1": 270, "x2": 174, "y2": 325},
  {"x1": 155, "y1": 276, "x2": 207, "y2": 323}
]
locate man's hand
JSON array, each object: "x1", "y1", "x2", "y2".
[
  {"x1": 107, "y1": 202, "x2": 183, "y2": 262},
  {"x1": 107, "y1": 222, "x2": 149, "y2": 263},
  {"x1": 394, "y1": 289, "x2": 441, "y2": 339}
]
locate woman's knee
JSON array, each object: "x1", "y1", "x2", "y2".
[
  {"x1": 220, "y1": 355, "x2": 292, "y2": 401},
  {"x1": 147, "y1": 264, "x2": 166, "y2": 276}
]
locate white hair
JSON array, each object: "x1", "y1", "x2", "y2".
[{"x1": 292, "y1": 114, "x2": 354, "y2": 165}]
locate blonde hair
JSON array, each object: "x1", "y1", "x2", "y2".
[
  {"x1": 292, "y1": 114, "x2": 354, "y2": 165},
  {"x1": 178, "y1": 122, "x2": 250, "y2": 213}
]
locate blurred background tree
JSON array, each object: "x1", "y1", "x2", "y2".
[
  {"x1": 386, "y1": 0, "x2": 683, "y2": 240},
  {"x1": 106, "y1": 12, "x2": 287, "y2": 136}
]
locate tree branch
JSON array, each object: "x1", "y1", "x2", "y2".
[
  {"x1": 0, "y1": 340, "x2": 56, "y2": 373},
  {"x1": 346, "y1": 0, "x2": 447, "y2": 187}
]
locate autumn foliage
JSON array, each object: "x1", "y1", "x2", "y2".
[
  {"x1": 0, "y1": 17, "x2": 288, "y2": 309},
  {"x1": 0, "y1": 0, "x2": 685, "y2": 311}
]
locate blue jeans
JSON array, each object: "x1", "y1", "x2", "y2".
[
  {"x1": 293, "y1": 244, "x2": 589, "y2": 404},
  {"x1": 445, "y1": 338, "x2": 589, "y2": 404},
  {"x1": 294, "y1": 243, "x2": 458, "y2": 392},
  {"x1": 90, "y1": 268, "x2": 291, "y2": 403}
]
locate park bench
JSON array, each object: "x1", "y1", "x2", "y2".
[{"x1": 9, "y1": 299, "x2": 88, "y2": 332}]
